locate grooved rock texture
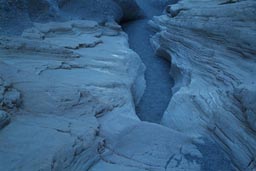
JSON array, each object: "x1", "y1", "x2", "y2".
[
  {"x1": 0, "y1": 77, "x2": 21, "y2": 129},
  {"x1": 0, "y1": 20, "x2": 202, "y2": 171},
  {"x1": 150, "y1": 0, "x2": 256, "y2": 170},
  {"x1": 0, "y1": 20, "x2": 142, "y2": 171}
]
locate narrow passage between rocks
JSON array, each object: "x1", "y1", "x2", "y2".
[{"x1": 122, "y1": 0, "x2": 176, "y2": 123}]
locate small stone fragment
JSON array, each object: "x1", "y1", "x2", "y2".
[
  {"x1": 0, "y1": 110, "x2": 11, "y2": 129},
  {"x1": 3, "y1": 89, "x2": 21, "y2": 109}
]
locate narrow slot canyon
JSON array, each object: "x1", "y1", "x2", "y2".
[
  {"x1": 121, "y1": 1, "x2": 173, "y2": 123},
  {"x1": 0, "y1": 0, "x2": 255, "y2": 171},
  {"x1": 121, "y1": 1, "x2": 236, "y2": 171}
]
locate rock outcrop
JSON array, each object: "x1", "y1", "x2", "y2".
[
  {"x1": 0, "y1": 19, "x2": 203, "y2": 171},
  {"x1": 150, "y1": 0, "x2": 256, "y2": 170},
  {"x1": 0, "y1": 19, "x2": 140, "y2": 171},
  {"x1": 0, "y1": 0, "x2": 143, "y2": 35},
  {"x1": 1, "y1": 0, "x2": 254, "y2": 170}
]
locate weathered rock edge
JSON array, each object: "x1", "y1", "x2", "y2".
[{"x1": 150, "y1": 0, "x2": 256, "y2": 170}]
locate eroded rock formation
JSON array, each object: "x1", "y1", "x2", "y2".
[
  {"x1": 150, "y1": 0, "x2": 256, "y2": 170},
  {"x1": 0, "y1": 0, "x2": 255, "y2": 170},
  {"x1": 0, "y1": 0, "x2": 142, "y2": 35},
  {"x1": 0, "y1": 18, "x2": 204, "y2": 171}
]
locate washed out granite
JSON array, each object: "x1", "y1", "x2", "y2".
[{"x1": 149, "y1": 0, "x2": 256, "y2": 170}]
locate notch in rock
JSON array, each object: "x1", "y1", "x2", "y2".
[
  {"x1": 219, "y1": 0, "x2": 239, "y2": 5},
  {"x1": 165, "y1": 5, "x2": 185, "y2": 18}
]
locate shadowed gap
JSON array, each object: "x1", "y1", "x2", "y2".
[{"x1": 121, "y1": 0, "x2": 176, "y2": 123}]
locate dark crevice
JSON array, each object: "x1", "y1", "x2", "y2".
[
  {"x1": 195, "y1": 138, "x2": 236, "y2": 171},
  {"x1": 219, "y1": 0, "x2": 239, "y2": 5},
  {"x1": 121, "y1": 1, "x2": 177, "y2": 123}
]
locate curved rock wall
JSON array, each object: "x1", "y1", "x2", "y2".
[{"x1": 150, "y1": 0, "x2": 256, "y2": 170}]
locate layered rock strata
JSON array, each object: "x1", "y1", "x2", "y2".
[
  {"x1": 150, "y1": 0, "x2": 256, "y2": 170},
  {"x1": 0, "y1": 20, "x2": 202, "y2": 171}
]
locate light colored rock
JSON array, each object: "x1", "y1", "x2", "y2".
[
  {"x1": 150, "y1": 0, "x2": 256, "y2": 170},
  {"x1": 0, "y1": 18, "x2": 204, "y2": 171},
  {"x1": 95, "y1": 122, "x2": 201, "y2": 171},
  {"x1": 0, "y1": 113, "x2": 100, "y2": 171},
  {"x1": 21, "y1": 27, "x2": 45, "y2": 39},
  {"x1": 0, "y1": 20, "x2": 146, "y2": 171}
]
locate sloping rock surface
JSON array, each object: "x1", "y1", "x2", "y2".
[
  {"x1": 0, "y1": 20, "x2": 202, "y2": 171},
  {"x1": 150, "y1": 0, "x2": 256, "y2": 170}
]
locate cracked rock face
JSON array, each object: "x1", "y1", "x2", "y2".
[
  {"x1": 0, "y1": 18, "x2": 202, "y2": 171},
  {"x1": 0, "y1": 18, "x2": 194, "y2": 171},
  {"x1": 150, "y1": 0, "x2": 256, "y2": 170},
  {"x1": 0, "y1": 19, "x2": 144, "y2": 171}
]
